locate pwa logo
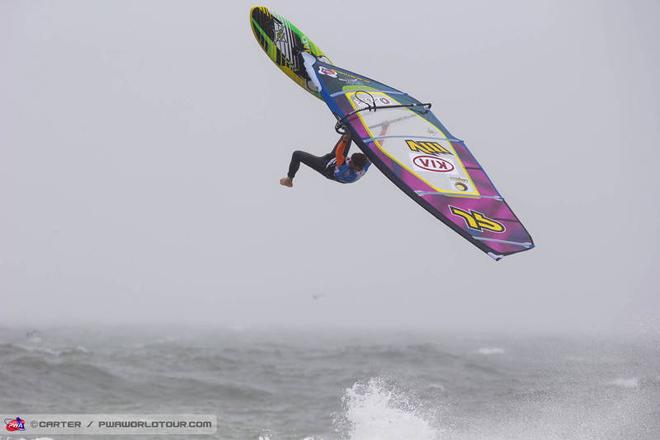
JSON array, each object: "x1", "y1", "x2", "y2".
[
  {"x1": 5, "y1": 417, "x2": 25, "y2": 432},
  {"x1": 413, "y1": 155, "x2": 454, "y2": 173},
  {"x1": 450, "y1": 206, "x2": 505, "y2": 233}
]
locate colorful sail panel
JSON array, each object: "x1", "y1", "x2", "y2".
[{"x1": 303, "y1": 55, "x2": 534, "y2": 260}]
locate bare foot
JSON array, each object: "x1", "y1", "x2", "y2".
[{"x1": 279, "y1": 177, "x2": 293, "y2": 188}]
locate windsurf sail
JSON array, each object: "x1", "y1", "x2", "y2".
[{"x1": 302, "y1": 53, "x2": 534, "y2": 260}]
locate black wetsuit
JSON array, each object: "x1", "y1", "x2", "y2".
[{"x1": 287, "y1": 137, "x2": 351, "y2": 181}]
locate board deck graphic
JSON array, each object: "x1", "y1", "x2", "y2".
[{"x1": 249, "y1": 6, "x2": 330, "y2": 99}]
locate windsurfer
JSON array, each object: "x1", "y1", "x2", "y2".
[{"x1": 280, "y1": 133, "x2": 370, "y2": 187}]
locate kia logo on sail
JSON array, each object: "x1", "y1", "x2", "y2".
[{"x1": 412, "y1": 155, "x2": 454, "y2": 172}]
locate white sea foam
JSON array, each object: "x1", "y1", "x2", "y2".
[
  {"x1": 23, "y1": 344, "x2": 89, "y2": 357},
  {"x1": 608, "y1": 377, "x2": 639, "y2": 389},
  {"x1": 14, "y1": 438, "x2": 54, "y2": 440},
  {"x1": 340, "y1": 377, "x2": 439, "y2": 440},
  {"x1": 75, "y1": 345, "x2": 89, "y2": 353},
  {"x1": 476, "y1": 347, "x2": 505, "y2": 355}
]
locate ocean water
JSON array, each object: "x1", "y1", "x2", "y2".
[{"x1": 1, "y1": 326, "x2": 659, "y2": 440}]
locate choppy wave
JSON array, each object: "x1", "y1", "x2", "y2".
[
  {"x1": 2, "y1": 328, "x2": 659, "y2": 439},
  {"x1": 476, "y1": 347, "x2": 505, "y2": 355},
  {"x1": 338, "y1": 377, "x2": 439, "y2": 440}
]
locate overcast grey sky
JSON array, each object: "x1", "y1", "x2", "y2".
[{"x1": 2, "y1": 0, "x2": 659, "y2": 333}]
